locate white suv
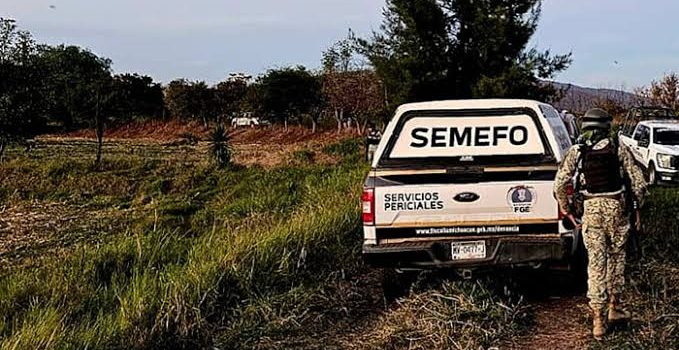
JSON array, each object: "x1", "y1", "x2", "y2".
[
  {"x1": 362, "y1": 99, "x2": 579, "y2": 274},
  {"x1": 620, "y1": 120, "x2": 679, "y2": 184}
]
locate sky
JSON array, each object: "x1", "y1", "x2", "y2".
[{"x1": 3, "y1": 0, "x2": 679, "y2": 90}]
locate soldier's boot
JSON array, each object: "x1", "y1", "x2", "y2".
[
  {"x1": 592, "y1": 308, "x2": 607, "y2": 340},
  {"x1": 608, "y1": 296, "x2": 631, "y2": 323}
]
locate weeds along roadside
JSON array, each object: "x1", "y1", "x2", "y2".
[{"x1": 0, "y1": 139, "x2": 367, "y2": 348}]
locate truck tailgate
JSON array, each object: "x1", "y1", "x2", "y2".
[{"x1": 375, "y1": 181, "x2": 558, "y2": 229}]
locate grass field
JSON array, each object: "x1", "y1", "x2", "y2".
[{"x1": 0, "y1": 135, "x2": 677, "y2": 349}]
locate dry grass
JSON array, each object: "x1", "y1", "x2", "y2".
[
  {"x1": 0, "y1": 201, "x2": 132, "y2": 273},
  {"x1": 345, "y1": 278, "x2": 530, "y2": 350},
  {"x1": 52, "y1": 120, "x2": 357, "y2": 146}
]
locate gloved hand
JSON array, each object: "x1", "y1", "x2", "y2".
[{"x1": 563, "y1": 211, "x2": 582, "y2": 230}]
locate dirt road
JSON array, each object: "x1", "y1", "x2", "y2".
[{"x1": 512, "y1": 297, "x2": 591, "y2": 349}]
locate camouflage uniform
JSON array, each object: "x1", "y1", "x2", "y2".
[{"x1": 554, "y1": 138, "x2": 646, "y2": 310}]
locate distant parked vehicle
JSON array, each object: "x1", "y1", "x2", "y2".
[
  {"x1": 560, "y1": 110, "x2": 580, "y2": 142},
  {"x1": 620, "y1": 119, "x2": 679, "y2": 185},
  {"x1": 231, "y1": 113, "x2": 270, "y2": 128}
]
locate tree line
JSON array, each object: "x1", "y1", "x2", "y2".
[{"x1": 3, "y1": 0, "x2": 586, "y2": 161}]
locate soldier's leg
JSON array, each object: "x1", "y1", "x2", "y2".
[
  {"x1": 582, "y1": 199, "x2": 608, "y2": 310},
  {"x1": 582, "y1": 198, "x2": 608, "y2": 339},
  {"x1": 606, "y1": 204, "x2": 629, "y2": 299},
  {"x1": 607, "y1": 201, "x2": 631, "y2": 321}
]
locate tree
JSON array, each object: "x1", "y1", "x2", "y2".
[
  {"x1": 164, "y1": 80, "x2": 218, "y2": 125},
  {"x1": 323, "y1": 34, "x2": 361, "y2": 132},
  {"x1": 0, "y1": 18, "x2": 47, "y2": 161},
  {"x1": 38, "y1": 45, "x2": 115, "y2": 165},
  {"x1": 356, "y1": 0, "x2": 571, "y2": 108},
  {"x1": 165, "y1": 79, "x2": 193, "y2": 119},
  {"x1": 322, "y1": 34, "x2": 386, "y2": 133},
  {"x1": 322, "y1": 70, "x2": 385, "y2": 133},
  {"x1": 93, "y1": 76, "x2": 119, "y2": 166},
  {"x1": 256, "y1": 66, "x2": 322, "y2": 131},
  {"x1": 111, "y1": 73, "x2": 164, "y2": 122},
  {"x1": 322, "y1": 30, "x2": 361, "y2": 73},
  {"x1": 215, "y1": 73, "x2": 250, "y2": 121},
  {"x1": 638, "y1": 73, "x2": 679, "y2": 113},
  {"x1": 347, "y1": 70, "x2": 387, "y2": 133},
  {"x1": 191, "y1": 81, "x2": 218, "y2": 127},
  {"x1": 593, "y1": 97, "x2": 626, "y2": 122},
  {"x1": 40, "y1": 45, "x2": 113, "y2": 128}
]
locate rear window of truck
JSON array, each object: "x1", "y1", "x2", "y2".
[{"x1": 377, "y1": 108, "x2": 554, "y2": 168}]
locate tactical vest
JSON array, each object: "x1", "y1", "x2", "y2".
[{"x1": 581, "y1": 140, "x2": 624, "y2": 194}]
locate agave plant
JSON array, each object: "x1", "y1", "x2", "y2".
[{"x1": 210, "y1": 123, "x2": 232, "y2": 168}]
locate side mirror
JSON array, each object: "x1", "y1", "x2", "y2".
[{"x1": 639, "y1": 139, "x2": 650, "y2": 148}]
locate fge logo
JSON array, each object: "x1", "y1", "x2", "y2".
[{"x1": 507, "y1": 186, "x2": 536, "y2": 214}]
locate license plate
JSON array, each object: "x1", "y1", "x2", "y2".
[{"x1": 451, "y1": 241, "x2": 486, "y2": 260}]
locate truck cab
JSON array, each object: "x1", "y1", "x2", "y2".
[
  {"x1": 619, "y1": 120, "x2": 679, "y2": 184},
  {"x1": 362, "y1": 99, "x2": 578, "y2": 274}
]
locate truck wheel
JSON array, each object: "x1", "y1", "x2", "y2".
[
  {"x1": 648, "y1": 163, "x2": 657, "y2": 186},
  {"x1": 381, "y1": 269, "x2": 419, "y2": 301}
]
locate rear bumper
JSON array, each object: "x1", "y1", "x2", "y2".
[{"x1": 363, "y1": 234, "x2": 574, "y2": 269}]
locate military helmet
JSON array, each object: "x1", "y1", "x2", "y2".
[{"x1": 581, "y1": 108, "x2": 612, "y2": 131}]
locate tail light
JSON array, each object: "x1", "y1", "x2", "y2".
[{"x1": 361, "y1": 188, "x2": 375, "y2": 226}]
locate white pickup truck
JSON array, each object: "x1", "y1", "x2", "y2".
[
  {"x1": 619, "y1": 120, "x2": 679, "y2": 184},
  {"x1": 231, "y1": 113, "x2": 270, "y2": 128},
  {"x1": 362, "y1": 99, "x2": 580, "y2": 275}
]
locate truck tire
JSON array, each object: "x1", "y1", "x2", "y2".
[{"x1": 648, "y1": 162, "x2": 657, "y2": 186}]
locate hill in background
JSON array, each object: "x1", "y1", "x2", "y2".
[{"x1": 549, "y1": 81, "x2": 640, "y2": 113}]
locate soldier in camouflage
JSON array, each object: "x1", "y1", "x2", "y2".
[{"x1": 554, "y1": 108, "x2": 646, "y2": 340}]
